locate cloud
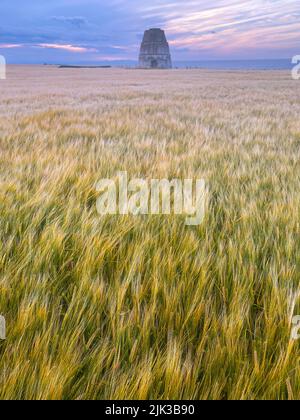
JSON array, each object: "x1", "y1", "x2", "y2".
[
  {"x1": 147, "y1": 0, "x2": 300, "y2": 58},
  {"x1": 0, "y1": 44, "x2": 23, "y2": 49},
  {"x1": 37, "y1": 43, "x2": 97, "y2": 53},
  {"x1": 1, "y1": 0, "x2": 300, "y2": 62},
  {"x1": 51, "y1": 16, "x2": 88, "y2": 28}
]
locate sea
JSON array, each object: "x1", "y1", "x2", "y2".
[
  {"x1": 173, "y1": 59, "x2": 293, "y2": 70},
  {"x1": 85, "y1": 58, "x2": 293, "y2": 70}
]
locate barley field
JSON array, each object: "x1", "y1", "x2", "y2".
[{"x1": 0, "y1": 65, "x2": 300, "y2": 400}]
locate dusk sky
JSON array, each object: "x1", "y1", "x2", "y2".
[{"x1": 1, "y1": 0, "x2": 300, "y2": 63}]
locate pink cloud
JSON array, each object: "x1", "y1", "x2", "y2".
[
  {"x1": 37, "y1": 44, "x2": 97, "y2": 53},
  {"x1": 0, "y1": 44, "x2": 23, "y2": 49}
]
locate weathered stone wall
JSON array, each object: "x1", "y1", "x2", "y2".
[{"x1": 139, "y1": 28, "x2": 172, "y2": 69}]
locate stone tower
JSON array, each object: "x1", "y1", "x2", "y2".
[{"x1": 139, "y1": 28, "x2": 172, "y2": 69}]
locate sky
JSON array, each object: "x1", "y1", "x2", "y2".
[{"x1": 0, "y1": 0, "x2": 300, "y2": 64}]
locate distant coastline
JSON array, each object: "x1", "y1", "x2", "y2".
[{"x1": 58, "y1": 65, "x2": 112, "y2": 69}]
